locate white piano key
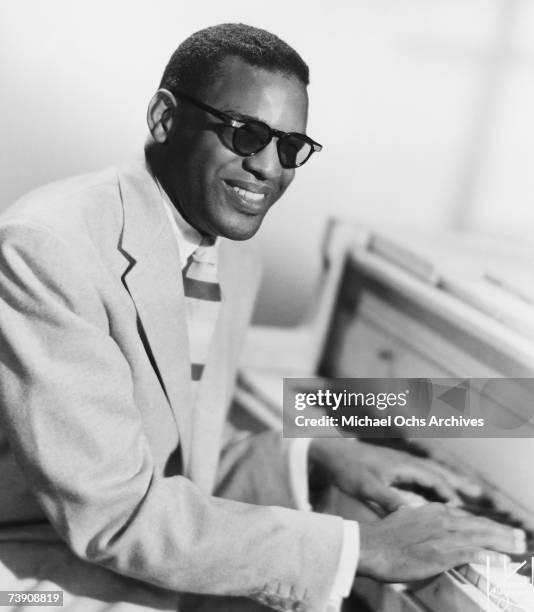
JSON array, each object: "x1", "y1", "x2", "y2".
[
  {"x1": 412, "y1": 569, "x2": 503, "y2": 612},
  {"x1": 459, "y1": 560, "x2": 534, "y2": 612}
]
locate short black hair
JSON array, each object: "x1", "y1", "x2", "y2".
[{"x1": 159, "y1": 23, "x2": 309, "y2": 97}]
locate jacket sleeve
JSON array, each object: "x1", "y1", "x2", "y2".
[
  {"x1": 0, "y1": 221, "x2": 345, "y2": 612},
  {"x1": 215, "y1": 430, "x2": 301, "y2": 508}
]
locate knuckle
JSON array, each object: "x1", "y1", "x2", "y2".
[
  {"x1": 426, "y1": 541, "x2": 442, "y2": 556},
  {"x1": 429, "y1": 502, "x2": 451, "y2": 520},
  {"x1": 448, "y1": 507, "x2": 468, "y2": 521}
]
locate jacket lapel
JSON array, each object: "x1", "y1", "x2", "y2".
[{"x1": 116, "y1": 159, "x2": 194, "y2": 475}]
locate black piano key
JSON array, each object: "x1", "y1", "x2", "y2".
[
  {"x1": 362, "y1": 437, "x2": 430, "y2": 457},
  {"x1": 458, "y1": 491, "x2": 496, "y2": 509},
  {"x1": 509, "y1": 551, "x2": 534, "y2": 565},
  {"x1": 395, "y1": 482, "x2": 448, "y2": 503},
  {"x1": 343, "y1": 592, "x2": 375, "y2": 611},
  {"x1": 517, "y1": 558, "x2": 534, "y2": 577},
  {"x1": 461, "y1": 505, "x2": 503, "y2": 517}
]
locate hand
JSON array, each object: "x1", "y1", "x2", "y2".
[
  {"x1": 358, "y1": 502, "x2": 526, "y2": 582},
  {"x1": 309, "y1": 439, "x2": 482, "y2": 513}
]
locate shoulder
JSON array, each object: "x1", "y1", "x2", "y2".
[{"x1": 0, "y1": 165, "x2": 123, "y2": 246}]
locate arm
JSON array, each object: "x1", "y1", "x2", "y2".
[
  {"x1": 216, "y1": 434, "x2": 359, "y2": 611},
  {"x1": 0, "y1": 222, "x2": 344, "y2": 611},
  {"x1": 215, "y1": 431, "x2": 298, "y2": 508}
]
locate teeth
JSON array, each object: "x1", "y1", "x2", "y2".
[{"x1": 231, "y1": 186, "x2": 266, "y2": 202}]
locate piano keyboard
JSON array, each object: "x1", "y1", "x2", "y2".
[
  {"x1": 412, "y1": 557, "x2": 534, "y2": 612},
  {"x1": 392, "y1": 485, "x2": 534, "y2": 612},
  {"x1": 459, "y1": 561, "x2": 534, "y2": 612}
]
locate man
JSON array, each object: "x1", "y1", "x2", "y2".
[{"x1": 0, "y1": 23, "x2": 524, "y2": 612}]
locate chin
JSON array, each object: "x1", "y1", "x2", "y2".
[
  {"x1": 220, "y1": 225, "x2": 260, "y2": 241},
  {"x1": 215, "y1": 216, "x2": 264, "y2": 241}
]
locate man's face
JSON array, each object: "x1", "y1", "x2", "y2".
[{"x1": 160, "y1": 56, "x2": 309, "y2": 240}]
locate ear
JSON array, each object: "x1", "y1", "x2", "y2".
[{"x1": 146, "y1": 88, "x2": 177, "y2": 143}]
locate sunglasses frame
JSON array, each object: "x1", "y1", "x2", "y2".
[{"x1": 170, "y1": 90, "x2": 323, "y2": 169}]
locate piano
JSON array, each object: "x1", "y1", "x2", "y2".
[{"x1": 236, "y1": 218, "x2": 534, "y2": 612}]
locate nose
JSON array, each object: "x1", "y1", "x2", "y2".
[{"x1": 241, "y1": 139, "x2": 282, "y2": 181}]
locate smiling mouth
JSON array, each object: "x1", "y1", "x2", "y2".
[
  {"x1": 230, "y1": 185, "x2": 266, "y2": 203},
  {"x1": 230, "y1": 185, "x2": 265, "y2": 204},
  {"x1": 224, "y1": 182, "x2": 269, "y2": 213}
]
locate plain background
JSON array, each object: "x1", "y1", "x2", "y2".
[{"x1": 1, "y1": 0, "x2": 533, "y2": 325}]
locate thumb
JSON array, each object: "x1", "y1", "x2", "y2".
[{"x1": 361, "y1": 478, "x2": 404, "y2": 514}]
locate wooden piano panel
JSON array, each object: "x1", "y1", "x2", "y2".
[
  {"x1": 332, "y1": 308, "x2": 476, "y2": 379},
  {"x1": 320, "y1": 256, "x2": 534, "y2": 381},
  {"x1": 314, "y1": 224, "x2": 534, "y2": 611}
]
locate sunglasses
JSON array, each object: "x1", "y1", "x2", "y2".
[{"x1": 170, "y1": 90, "x2": 323, "y2": 169}]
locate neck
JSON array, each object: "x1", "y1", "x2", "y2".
[
  {"x1": 144, "y1": 142, "x2": 215, "y2": 241},
  {"x1": 145, "y1": 143, "x2": 195, "y2": 229}
]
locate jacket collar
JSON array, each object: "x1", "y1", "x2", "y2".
[{"x1": 117, "y1": 156, "x2": 195, "y2": 474}]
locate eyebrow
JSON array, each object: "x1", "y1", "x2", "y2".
[{"x1": 221, "y1": 109, "x2": 262, "y2": 123}]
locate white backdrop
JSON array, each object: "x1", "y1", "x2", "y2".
[{"x1": 1, "y1": 0, "x2": 533, "y2": 324}]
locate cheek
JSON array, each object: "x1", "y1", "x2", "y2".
[
  {"x1": 197, "y1": 131, "x2": 237, "y2": 172},
  {"x1": 173, "y1": 131, "x2": 228, "y2": 177},
  {"x1": 279, "y1": 170, "x2": 296, "y2": 195}
]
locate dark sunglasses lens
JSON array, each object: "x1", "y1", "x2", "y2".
[
  {"x1": 278, "y1": 135, "x2": 313, "y2": 168},
  {"x1": 233, "y1": 122, "x2": 270, "y2": 155}
]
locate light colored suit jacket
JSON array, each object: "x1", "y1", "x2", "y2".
[{"x1": 0, "y1": 159, "x2": 344, "y2": 612}]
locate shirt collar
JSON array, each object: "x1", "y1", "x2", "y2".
[{"x1": 155, "y1": 180, "x2": 219, "y2": 267}]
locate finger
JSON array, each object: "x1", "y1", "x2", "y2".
[
  {"x1": 423, "y1": 504, "x2": 526, "y2": 553},
  {"x1": 393, "y1": 466, "x2": 462, "y2": 505},
  {"x1": 420, "y1": 460, "x2": 483, "y2": 498},
  {"x1": 473, "y1": 550, "x2": 511, "y2": 566},
  {"x1": 444, "y1": 505, "x2": 473, "y2": 517},
  {"x1": 443, "y1": 547, "x2": 511, "y2": 568},
  {"x1": 360, "y1": 478, "x2": 404, "y2": 514},
  {"x1": 452, "y1": 516, "x2": 526, "y2": 554}
]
